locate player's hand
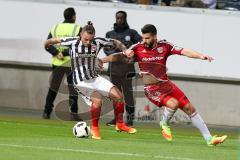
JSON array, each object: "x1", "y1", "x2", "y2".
[
  {"x1": 97, "y1": 58, "x2": 104, "y2": 71},
  {"x1": 57, "y1": 52, "x2": 64, "y2": 60},
  {"x1": 202, "y1": 55, "x2": 214, "y2": 62},
  {"x1": 123, "y1": 49, "x2": 134, "y2": 57}
]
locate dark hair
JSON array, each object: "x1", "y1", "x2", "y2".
[
  {"x1": 81, "y1": 21, "x2": 95, "y2": 34},
  {"x1": 141, "y1": 24, "x2": 157, "y2": 35},
  {"x1": 63, "y1": 7, "x2": 76, "y2": 20},
  {"x1": 116, "y1": 10, "x2": 127, "y2": 19}
]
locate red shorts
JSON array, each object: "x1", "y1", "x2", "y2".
[{"x1": 144, "y1": 81, "x2": 190, "y2": 109}]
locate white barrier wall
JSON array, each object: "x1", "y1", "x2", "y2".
[
  {"x1": 0, "y1": 66, "x2": 239, "y2": 126},
  {"x1": 0, "y1": 0, "x2": 240, "y2": 79}
]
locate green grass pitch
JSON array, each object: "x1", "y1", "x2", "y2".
[{"x1": 0, "y1": 116, "x2": 239, "y2": 160}]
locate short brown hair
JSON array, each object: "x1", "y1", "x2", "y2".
[{"x1": 141, "y1": 24, "x2": 157, "y2": 35}]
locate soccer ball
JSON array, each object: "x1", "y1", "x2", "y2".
[{"x1": 72, "y1": 121, "x2": 91, "y2": 138}]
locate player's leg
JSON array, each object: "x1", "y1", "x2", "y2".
[
  {"x1": 167, "y1": 83, "x2": 213, "y2": 143},
  {"x1": 90, "y1": 91, "x2": 103, "y2": 140},
  {"x1": 172, "y1": 82, "x2": 227, "y2": 146},
  {"x1": 43, "y1": 65, "x2": 65, "y2": 119},
  {"x1": 181, "y1": 103, "x2": 227, "y2": 146},
  {"x1": 159, "y1": 81, "x2": 183, "y2": 127},
  {"x1": 108, "y1": 86, "x2": 137, "y2": 134},
  {"x1": 108, "y1": 86, "x2": 124, "y2": 123},
  {"x1": 95, "y1": 76, "x2": 136, "y2": 134},
  {"x1": 73, "y1": 77, "x2": 102, "y2": 139},
  {"x1": 160, "y1": 97, "x2": 179, "y2": 141},
  {"x1": 144, "y1": 83, "x2": 178, "y2": 141},
  {"x1": 162, "y1": 97, "x2": 178, "y2": 124},
  {"x1": 182, "y1": 103, "x2": 211, "y2": 141},
  {"x1": 106, "y1": 75, "x2": 122, "y2": 126}
]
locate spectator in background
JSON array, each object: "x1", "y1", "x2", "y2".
[
  {"x1": 119, "y1": 0, "x2": 138, "y2": 3},
  {"x1": 151, "y1": 0, "x2": 159, "y2": 5},
  {"x1": 104, "y1": 10, "x2": 142, "y2": 126},
  {"x1": 183, "y1": 0, "x2": 204, "y2": 8},
  {"x1": 161, "y1": 0, "x2": 172, "y2": 6},
  {"x1": 201, "y1": 0, "x2": 216, "y2": 9},
  {"x1": 184, "y1": 0, "x2": 216, "y2": 9},
  {"x1": 137, "y1": 0, "x2": 150, "y2": 4},
  {"x1": 42, "y1": 7, "x2": 81, "y2": 121},
  {"x1": 137, "y1": 0, "x2": 159, "y2": 5}
]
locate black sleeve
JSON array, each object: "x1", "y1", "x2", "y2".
[
  {"x1": 103, "y1": 33, "x2": 109, "y2": 55},
  {"x1": 103, "y1": 33, "x2": 116, "y2": 56},
  {"x1": 62, "y1": 48, "x2": 71, "y2": 56},
  {"x1": 45, "y1": 33, "x2": 59, "y2": 56},
  {"x1": 45, "y1": 33, "x2": 72, "y2": 57},
  {"x1": 61, "y1": 38, "x2": 71, "y2": 57},
  {"x1": 132, "y1": 30, "x2": 142, "y2": 43},
  {"x1": 105, "y1": 32, "x2": 109, "y2": 38}
]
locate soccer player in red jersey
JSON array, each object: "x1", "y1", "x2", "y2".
[{"x1": 102, "y1": 24, "x2": 227, "y2": 146}]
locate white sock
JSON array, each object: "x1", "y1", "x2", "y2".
[
  {"x1": 161, "y1": 107, "x2": 176, "y2": 124},
  {"x1": 190, "y1": 112, "x2": 212, "y2": 141}
]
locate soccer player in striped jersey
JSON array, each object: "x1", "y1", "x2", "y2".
[
  {"x1": 101, "y1": 24, "x2": 227, "y2": 146},
  {"x1": 44, "y1": 22, "x2": 136, "y2": 140}
]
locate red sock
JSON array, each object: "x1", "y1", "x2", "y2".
[
  {"x1": 113, "y1": 101, "x2": 124, "y2": 123},
  {"x1": 91, "y1": 103, "x2": 101, "y2": 128}
]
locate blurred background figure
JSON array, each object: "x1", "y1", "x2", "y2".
[
  {"x1": 201, "y1": 0, "x2": 216, "y2": 9},
  {"x1": 104, "y1": 10, "x2": 142, "y2": 126},
  {"x1": 183, "y1": 0, "x2": 216, "y2": 9},
  {"x1": 42, "y1": 7, "x2": 82, "y2": 121},
  {"x1": 138, "y1": 0, "x2": 151, "y2": 4},
  {"x1": 222, "y1": 0, "x2": 240, "y2": 11}
]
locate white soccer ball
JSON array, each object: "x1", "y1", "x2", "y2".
[{"x1": 73, "y1": 121, "x2": 91, "y2": 138}]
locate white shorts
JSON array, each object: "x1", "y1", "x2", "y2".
[{"x1": 74, "y1": 76, "x2": 114, "y2": 98}]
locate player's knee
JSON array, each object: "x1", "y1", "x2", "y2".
[
  {"x1": 182, "y1": 103, "x2": 196, "y2": 115},
  {"x1": 91, "y1": 96, "x2": 102, "y2": 108},
  {"x1": 167, "y1": 99, "x2": 179, "y2": 110},
  {"x1": 92, "y1": 99, "x2": 102, "y2": 108},
  {"x1": 110, "y1": 87, "x2": 124, "y2": 101},
  {"x1": 113, "y1": 91, "x2": 124, "y2": 101},
  {"x1": 115, "y1": 94, "x2": 124, "y2": 102}
]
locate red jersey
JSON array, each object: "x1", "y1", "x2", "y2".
[{"x1": 132, "y1": 40, "x2": 183, "y2": 81}]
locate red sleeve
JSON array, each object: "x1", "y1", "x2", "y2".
[
  {"x1": 131, "y1": 43, "x2": 140, "y2": 55},
  {"x1": 166, "y1": 42, "x2": 183, "y2": 55},
  {"x1": 130, "y1": 42, "x2": 140, "y2": 51},
  {"x1": 131, "y1": 43, "x2": 140, "y2": 62}
]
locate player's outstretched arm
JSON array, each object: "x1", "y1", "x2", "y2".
[
  {"x1": 181, "y1": 48, "x2": 214, "y2": 62},
  {"x1": 101, "y1": 52, "x2": 126, "y2": 63},
  {"x1": 112, "y1": 39, "x2": 127, "y2": 51},
  {"x1": 122, "y1": 49, "x2": 135, "y2": 58},
  {"x1": 44, "y1": 38, "x2": 61, "y2": 50}
]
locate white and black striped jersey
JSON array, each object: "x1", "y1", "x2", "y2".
[{"x1": 60, "y1": 37, "x2": 115, "y2": 83}]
